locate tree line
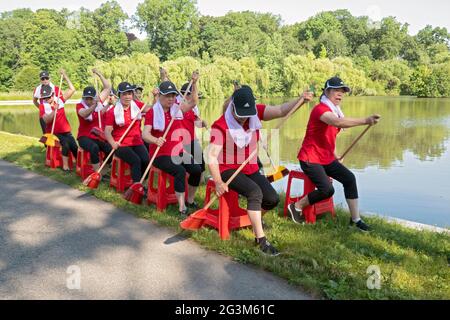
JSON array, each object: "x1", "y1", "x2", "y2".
[{"x1": 1, "y1": 0, "x2": 449, "y2": 98}]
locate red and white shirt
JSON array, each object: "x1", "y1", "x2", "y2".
[
  {"x1": 104, "y1": 100, "x2": 145, "y2": 147},
  {"x1": 76, "y1": 101, "x2": 106, "y2": 140},
  {"x1": 210, "y1": 104, "x2": 266, "y2": 175},
  {"x1": 39, "y1": 96, "x2": 71, "y2": 134},
  {"x1": 144, "y1": 108, "x2": 184, "y2": 158}
]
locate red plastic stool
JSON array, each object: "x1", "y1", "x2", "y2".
[
  {"x1": 147, "y1": 167, "x2": 188, "y2": 212},
  {"x1": 45, "y1": 146, "x2": 73, "y2": 169},
  {"x1": 202, "y1": 179, "x2": 251, "y2": 240},
  {"x1": 110, "y1": 156, "x2": 133, "y2": 193},
  {"x1": 283, "y1": 170, "x2": 335, "y2": 224},
  {"x1": 76, "y1": 148, "x2": 104, "y2": 180}
]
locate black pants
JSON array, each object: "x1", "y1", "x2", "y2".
[
  {"x1": 153, "y1": 155, "x2": 202, "y2": 193},
  {"x1": 115, "y1": 145, "x2": 150, "y2": 183},
  {"x1": 78, "y1": 136, "x2": 112, "y2": 165},
  {"x1": 182, "y1": 139, "x2": 206, "y2": 172},
  {"x1": 221, "y1": 170, "x2": 279, "y2": 211},
  {"x1": 39, "y1": 118, "x2": 46, "y2": 134},
  {"x1": 300, "y1": 160, "x2": 358, "y2": 205},
  {"x1": 55, "y1": 133, "x2": 78, "y2": 158}
]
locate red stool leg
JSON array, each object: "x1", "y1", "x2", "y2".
[{"x1": 218, "y1": 195, "x2": 230, "y2": 240}]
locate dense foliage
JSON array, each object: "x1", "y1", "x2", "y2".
[{"x1": 1, "y1": 1, "x2": 449, "y2": 97}]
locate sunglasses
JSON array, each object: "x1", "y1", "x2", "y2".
[{"x1": 41, "y1": 77, "x2": 50, "y2": 81}]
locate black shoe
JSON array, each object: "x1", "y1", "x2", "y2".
[
  {"x1": 288, "y1": 203, "x2": 305, "y2": 224},
  {"x1": 256, "y1": 237, "x2": 280, "y2": 257},
  {"x1": 185, "y1": 201, "x2": 199, "y2": 210},
  {"x1": 350, "y1": 218, "x2": 372, "y2": 232},
  {"x1": 180, "y1": 208, "x2": 189, "y2": 216}
]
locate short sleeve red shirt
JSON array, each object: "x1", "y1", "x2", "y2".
[
  {"x1": 76, "y1": 102, "x2": 106, "y2": 140},
  {"x1": 181, "y1": 110, "x2": 197, "y2": 142},
  {"x1": 298, "y1": 103, "x2": 341, "y2": 165},
  {"x1": 39, "y1": 96, "x2": 71, "y2": 134},
  {"x1": 144, "y1": 108, "x2": 184, "y2": 158},
  {"x1": 210, "y1": 104, "x2": 266, "y2": 175},
  {"x1": 104, "y1": 101, "x2": 144, "y2": 147}
]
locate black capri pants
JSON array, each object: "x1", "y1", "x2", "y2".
[
  {"x1": 221, "y1": 170, "x2": 280, "y2": 211},
  {"x1": 115, "y1": 144, "x2": 150, "y2": 183},
  {"x1": 182, "y1": 139, "x2": 206, "y2": 172},
  {"x1": 78, "y1": 136, "x2": 112, "y2": 165},
  {"x1": 153, "y1": 154, "x2": 202, "y2": 193},
  {"x1": 55, "y1": 133, "x2": 78, "y2": 158},
  {"x1": 300, "y1": 160, "x2": 358, "y2": 205}
]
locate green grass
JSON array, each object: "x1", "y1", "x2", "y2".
[{"x1": 0, "y1": 130, "x2": 449, "y2": 300}]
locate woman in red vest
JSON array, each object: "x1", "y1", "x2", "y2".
[
  {"x1": 288, "y1": 77, "x2": 381, "y2": 232},
  {"x1": 76, "y1": 69, "x2": 112, "y2": 173},
  {"x1": 39, "y1": 70, "x2": 77, "y2": 171},
  {"x1": 208, "y1": 86, "x2": 313, "y2": 256}
]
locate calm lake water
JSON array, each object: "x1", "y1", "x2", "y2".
[{"x1": 1, "y1": 96, "x2": 449, "y2": 228}]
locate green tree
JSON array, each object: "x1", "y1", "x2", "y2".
[
  {"x1": 13, "y1": 65, "x2": 41, "y2": 91},
  {"x1": 135, "y1": 0, "x2": 201, "y2": 60},
  {"x1": 79, "y1": 1, "x2": 129, "y2": 61},
  {"x1": 370, "y1": 17, "x2": 409, "y2": 60},
  {"x1": 0, "y1": 9, "x2": 33, "y2": 90}
]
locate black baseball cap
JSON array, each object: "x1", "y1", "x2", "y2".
[
  {"x1": 134, "y1": 84, "x2": 144, "y2": 91},
  {"x1": 110, "y1": 89, "x2": 118, "y2": 97},
  {"x1": 180, "y1": 82, "x2": 191, "y2": 95},
  {"x1": 82, "y1": 86, "x2": 96, "y2": 98},
  {"x1": 40, "y1": 85, "x2": 53, "y2": 98},
  {"x1": 40, "y1": 71, "x2": 50, "y2": 79},
  {"x1": 159, "y1": 81, "x2": 178, "y2": 95},
  {"x1": 117, "y1": 82, "x2": 136, "y2": 94},
  {"x1": 323, "y1": 77, "x2": 351, "y2": 93},
  {"x1": 232, "y1": 86, "x2": 257, "y2": 118}
]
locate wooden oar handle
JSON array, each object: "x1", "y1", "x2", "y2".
[
  {"x1": 203, "y1": 148, "x2": 259, "y2": 211},
  {"x1": 95, "y1": 103, "x2": 148, "y2": 174},
  {"x1": 339, "y1": 125, "x2": 372, "y2": 160},
  {"x1": 50, "y1": 74, "x2": 64, "y2": 135}
]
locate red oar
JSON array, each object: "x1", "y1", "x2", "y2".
[
  {"x1": 83, "y1": 102, "x2": 148, "y2": 189},
  {"x1": 180, "y1": 148, "x2": 259, "y2": 230},
  {"x1": 123, "y1": 80, "x2": 194, "y2": 204}
]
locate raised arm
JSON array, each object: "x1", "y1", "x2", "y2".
[
  {"x1": 320, "y1": 112, "x2": 381, "y2": 129},
  {"x1": 93, "y1": 68, "x2": 111, "y2": 103},
  {"x1": 60, "y1": 70, "x2": 76, "y2": 101},
  {"x1": 262, "y1": 91, "x2": 314, "y2": 121},
  {"x1": 179, "y1": 71, "x2": 199, "y2": 113}
]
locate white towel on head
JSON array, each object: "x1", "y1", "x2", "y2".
[
  {"x1": 153, "y1": 99, "x2": 184, "y2": 132},
  {"x1": 321, "y1": 95, "x2": 345, "y2": 118},
  {"x1": 224, "y1": 101, "x2": 262, "y2": 148},
  {"x1": 114, "y1": 100, "x2": 141, "y2": 127},
  {"x1": 80, "y1": 100, "x2": 103, "y2": 122}
]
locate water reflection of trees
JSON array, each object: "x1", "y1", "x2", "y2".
[
  {"x1": 201, "y1": 97, "x2": 450, "y2": 170},
  {"x1": 1, "y1": 97, "x2": 449, "y2": 170}
]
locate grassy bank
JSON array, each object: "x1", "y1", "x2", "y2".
[{"x1": 0, "y1": 131, "x2": 449, "y2": 300}]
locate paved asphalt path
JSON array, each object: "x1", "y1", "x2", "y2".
[{"x1": 0, "y1": 160, "x2": 311, "y2": 300}]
